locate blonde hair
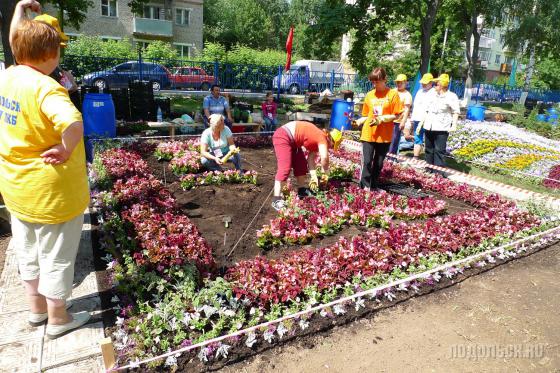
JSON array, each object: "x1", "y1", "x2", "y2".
[
  {"x1": 11, "y1": 19, "x2": 60, "y2": 64},
  {"x1": 208, "y1": 114, "x2": 224, "y2": 130}
]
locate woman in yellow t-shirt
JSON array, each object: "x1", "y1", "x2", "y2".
[{"x1": 359, "y1": 67, "x2": 403, "y2": 190}]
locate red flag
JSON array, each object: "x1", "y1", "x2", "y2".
[{"x1": 285, "y1": 26, "x2": 294, "y2": 71}]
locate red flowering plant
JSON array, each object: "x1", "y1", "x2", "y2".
[
  {"x1": 101, "y1": 148, "x2": 151, "y2": 180},
  {"x1": 180, "y1": 170, "x2": 258, "y2": 190},
  {"x1": 230, "y1": 204, "x2": 540, "y2": 307},
  {"x1": 544, "y1": 164, "x2": 560, "y2": 189},
  {"x1": 256, "y1": 184, "x2": 447, "y2": 249},
  {"x1": 121, "y1": 203, "x2": 215, "y2": 275},
  {"x1": 234, "y1": 135, "x2": 273, "y2": 148},
  {"x1": 154, "y1": 140, "x2": 200, "y2": 161},
  {"x1": 169, "y1": 150, "x2": 202, "y2": 175}
]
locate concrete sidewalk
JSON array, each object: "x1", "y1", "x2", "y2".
[{"x1": 0, "y1": 211, "x2": 105, "y2": 372}]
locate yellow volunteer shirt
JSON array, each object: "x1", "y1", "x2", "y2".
[
  {"x1": 0, "y1": 65, "x2": 89, "y2": 224},
  {"x1": 360, "y1": 88, "x2": 402, "y2": 143}
]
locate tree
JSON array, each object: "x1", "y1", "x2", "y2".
[
  {"x1": 313, "y1": 0, "x2": 443, "y2": 74},
  {"x1": 446, "y1": 0, "x2": 502, "y2": 90},
  {"x1": 0, "y1": 0, "x2": 17, "y2": 65},
  {"x1": 42, "y1": 0, "x2": 93, "y2": 30},
  {"x1": 499, "y1": 0, "x2": 560, "y2": 92},
  {"x1": 143, "y1": 40, "x2": 178, "y2": 61}
]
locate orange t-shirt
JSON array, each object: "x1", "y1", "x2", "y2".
[
  {"x1": 360, "y1": 88, "x2": 403, "y2": 143},
  {"x1": 294, "y1": 121, "x2": 328, "y2": 152}
]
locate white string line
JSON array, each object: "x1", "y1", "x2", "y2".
[
  {"x1": 108, "y1": 225, "x2": 560, "y2": 371},
  {"x1": 89, "y1": 131, "x2": 274, "y2": 142}
]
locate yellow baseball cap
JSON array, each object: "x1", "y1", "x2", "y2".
[
  {"x1": 395, "y1": 74, "x2": 407, "y2": 82},
  {"x1": 34, "y1": 14, "x2": 69, "y2": 47},
  {"x1": 329, "y1": 128, "x2": 343, "y2": 151},
  {"x1": 432, "y1": 73, "x2": 450, "y2": 87},
  {"x1": 419, "y1": 73, "x2": 434, "y2": 84}
]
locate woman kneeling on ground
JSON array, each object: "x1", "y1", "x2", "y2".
[
  {"x1": 200, "y1": 114, "x2": 242, "y2": 171},
  {"x1": 271, "y1": 121, "x2": 342, "y2": 211},
  {"x1": 0, "y1": 2, "x2": 90, "y2": 339}
]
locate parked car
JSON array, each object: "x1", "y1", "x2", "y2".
[
  {"x1": 82, "y1": 61, "x2": 172, "y2": 91},
  {"x1": 170, "y1": 67, "x2": 215, "y2": 90}
]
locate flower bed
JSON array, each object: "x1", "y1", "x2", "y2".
[
  {"x1": 448, "y1": 120, "x2": 560, "y2": 189},
  {"x1": 89, "y1": 139, "x2": 559, "y2": 370},
  {"x1": 180, "y1": 170, "x2": 258, "y2": 190},
  {"x1": 256, "y1": 184, "x2": 447, "y2": 249}
]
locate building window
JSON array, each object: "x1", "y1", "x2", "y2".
[
  {"x1": 479, "y1": 51, "x2": 490, "y2": 62},
  {"x1": 142, "y1": 5, "x2": 161, "y2": 19},
  {"x1": 495, "y1": 54, "x2": 501, "y2": 64},
  {"x1": 175, "y1": 8, "x2": 190, "y2": 25},
  {"x1": 505, "y1": 56, "x2": 514, "y2": 65},
  {"x1": 101, "y1": 0, "x2": 117, "y2": 17},
  {"x1": 136, "y1": 41, "x2": 151, "y2": 50},
  {"x1": 175, "y1": 44, "x2": 192, "y2": 58}
]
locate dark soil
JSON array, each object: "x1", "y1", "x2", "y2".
[{"x1": 144, "y1": 147, "x2": 475, "y2": 269}]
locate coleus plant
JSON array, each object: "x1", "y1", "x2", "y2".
[{"x1": 180, "y1": 170, "x2": 258, "y2": 190}]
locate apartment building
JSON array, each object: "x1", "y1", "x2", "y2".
[
  {"x1": 477, "y1": 27, "x2": 519, "y2": 81},
  {"x1": 44, "y1": 0, "x2": 203, "y2": 58}
]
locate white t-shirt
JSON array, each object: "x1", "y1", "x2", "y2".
[
  {"x1": 423, "y1": 90, "x2": 460, "y2": 132},
  {"x1": 410, "y1": 87, "x2": 434, "y2": 122},
  {"x1": 395, "y1": 90, "x2": 412, "y2": 123}
]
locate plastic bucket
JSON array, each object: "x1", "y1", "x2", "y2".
[
  {"x1": 82, "y1": 93, "x2": 116, "y2": 162},
  {"x1": 83, "y1": 93, "x2": 116, "y2": 137},
  {"x1": 467, "y1": 105, "x2": 486, "y2": 121},
  {"x1": 330, "y1": 99, "x2": 354, "y2": 131},
  {"x1": 536, "y1": 114, "x2": 547, "y2": 122}
]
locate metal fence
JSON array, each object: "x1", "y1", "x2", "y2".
[
  {"x1": 60, "y1": 53, "x2": 374, "y2": 95},
  {"x1": 449, "y1": 82, "x2": 560, "y2": 104},
  {"x1": 60, "y1": 53, "x2": 560, "y2": 103}
]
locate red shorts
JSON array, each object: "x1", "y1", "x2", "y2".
[{"x1": 272, "y1": 127, "x2": 308, "y2": 181}]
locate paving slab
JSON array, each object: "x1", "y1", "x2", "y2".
[{"x1": 0, "y1": 210, "x2": 104, "y2": 373}]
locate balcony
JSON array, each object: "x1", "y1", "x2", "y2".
[
  {"x1": 479, "y1": 36, "x2": 495, "y2": 49},
  {"x1": 133, "y1": 17, "x2": 173, "y2": 37}
]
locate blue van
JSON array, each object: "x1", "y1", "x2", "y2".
[{"x1": 82, "y1": 61, "x2": 172, "y2": 91}]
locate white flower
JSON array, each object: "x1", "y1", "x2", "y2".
[
  {"x1": 181, "y1": 312, "x2": 191, "y2": 326},
  {"x1": 432, "y1": 272, "x2": 442, "y2": 282},
  {"x1": 443, "y1": 269, "x2": 454, "y2": 279},
  {"x1": 276, "y1": 323, "x2": 288, "y2": 339},
  {"x1": 154, "y1": 336, "x2": 160, "y2": 345},
  {"x1": 320, "y1": 309, "x2": 328, "y2": 317},
  {"x1": 354, "y1": 297, "x2": 365, "y2": 311},
  {"x1": 299, "y1": 319, "x2": 310, "y2": 330},
  {"x1": 333, "y1": 304, "x2": 346, "y2": 315},
  {"x1": 263, "y1": 330, "x2": 275, "y2": 343},
  {"x1": 115, "y1": 316, "x2": 125, "y2": 326},
  {"x1": 129, "y1": 359, "x2": 140, "y2": 368},
  {"x1": 135, "y1": 325, "x2": 140, "y2": 332},
  {"x1": 110, "y1": 295, "x2": 120, "y2": 303},
  {"x1": 106, "y1": 260, "x2": 117, "y2": 270},
  {"x1": 486, "y1": 255, "x2": 496, "y2": 263},
  {"x1": 411, "y1": 283, "x2": 420, "y2": 292},
  {"x1": 249, "y1": 307, "x2": 257, "y2": 315},
  {"x1": 164, "y1": 355, "x2": 177, "y2": 367},
  {"x1": 476, "y1": 261, "x2": 487, "y2": 268},
  {"x1": 215, "y1": 344, "x2": 231, "y2": 359},
  {"x1": 201, "y1": 305, "x2": 218, "y2": 318},
  {"x1": 223, "y1": 309, "x2": 236, "y2": 317},
  {"x1": 398, "y1": 282, "x2": 408, "y2": 292},
  {"x1": 245, "y1": 332, "x2": 257, "y2": 348},
  {"x1": 169, "y1": 317, "x2": 178, "y2": 331},
  {"x1": 101, "y1": 253, "x2": 113, "y2": 263},
  {"x1": 369, "y1": 290, "x2": 378, "y2": 299},
  {"x1": 197, "y1": 347, "x2": 210, "y2": 362},
  {"x1": 385, "y1": 291, "x2": 396, "y2": 301}
]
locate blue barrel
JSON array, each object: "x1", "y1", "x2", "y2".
[
  {"x1": 547, "y1": 108, "x2": 558, "y2": 116},
  {"x1": 82, "y1": 93, "x2": 116, "y2": 162},
  {"x1": 82, "y1": 93, "x2": 116, "y2": 137},
  {"x1": 330, "y1": 99, "x2": 354, "y2": 132},
  {"x1": 467, "y1": 105, "x2": 486, "y2": 121},
  {"x1": 547, "y1": 114, "x2": 559, "y2": 123},
  {"x1": 536, "y1": 114, "x2": 547, "y2": 122}
]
